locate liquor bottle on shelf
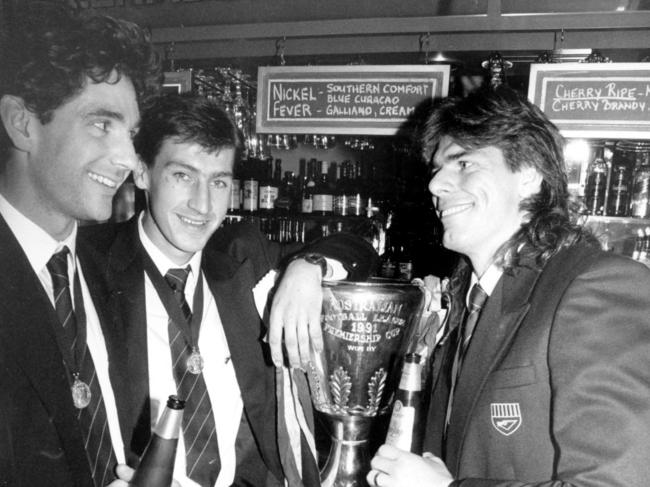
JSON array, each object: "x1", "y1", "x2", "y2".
[
  {"x1": 242, "y1": 157, "x2": 259, "y2": 212},
  {"x1": 275, "y1": 170, "x2": 296, "y2": 213},
  {"x1": 228, "y1": 158, "x2": 242, "y2": 213},
  {"x1": 632, "y1": 228, "x2": 644, "y2": 261},
  {"x1": 274, "y1": 158, "x2": 282, "y2": 184},
  {"x1": 131, "y1": 395, "x2": 185, "y2": 487},
  {"x1": 301, "y1": 159, "x2": 316, "y2": 214},
  {"x1": 379, "y1": 233, "x2": 396, "y2": 279},
  {"x1": 385, "y1": 353, "x2": 423, "y2": 454},
  {"x1": 333, "y1": 161, "x2": 349, "y2": 216},
  {"x1": 629, "y1": 142, "x2": 650, "y2": 219},
  {"x1": 607, "y1": 160, "x2": 632, "y2": 217},
  {"x1": 584, "y1": 142, "x2": 607, "y2": 216},
  {"x1": 347, "y1": 160, "x2": 365, "y2": 217},
  {"x1": 313, "y1": 160, "x2": 334, "y2": 215},
  {"x1": 634, "y1": 227, "x2": 650, "y2": 264},
  {"x1": 396, "y1": 243, "x2": 414, "y2": 281},
  {"x1": 258, "y1": 157, "x2": 279, "y2": 212}
]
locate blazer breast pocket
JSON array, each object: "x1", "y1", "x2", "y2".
[{"x1": 491, "y1": 364, "x2": 537, "y2": 389}]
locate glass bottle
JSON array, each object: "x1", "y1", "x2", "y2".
[
  {"x1": 396, "y1": 244, "x2": 414, "y2": 281},
  {"x1": 301, "y1": 159, "x2": 316, "y2": 214},
  {"x1": 313, "y1": 160, "x2": 334, "y2": 215},
  {"x1": 628, "y1": 142, "x2": 650, "y2": 219},
  {"x1": 131, "y1": 395, "x2": 184, "y2": 487},
  {"x1": 385, "y1": 353, "x2": 423, "y2": 454},
  {"x1": 242, "y1": 157, "x2": 259, "y2": 212},
  {"x1": 258, "y1": 157, "x2": 278, "y2": 212},
  {"x1": 333, "y1": 162, "x2": 349, "y2": 216},
  {"x1": 584, "y1": 143, "x2": 607, "y2": 216}
]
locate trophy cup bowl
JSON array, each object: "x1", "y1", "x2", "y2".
[{"x1": 306, "y1": 279, "x2": 425, "y2": 487}]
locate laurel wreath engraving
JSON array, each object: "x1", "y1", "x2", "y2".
[
  {"x1": 367, "y1": 368, "x2": 387, "y2": 414},
  {"x1": 329, "y1": 366, "x2": 352, "y2": 412}
]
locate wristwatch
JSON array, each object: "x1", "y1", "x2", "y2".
[{"x1": 291, "y1": 252, "x2": 328, "y2": 278}]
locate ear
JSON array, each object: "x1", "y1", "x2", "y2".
[
  {"x1": 133, "y1": 158, "x2": 150, "y2": 191},
  {"x1": 518, "y1": 166, "x2": 543, "y2": 199},
  {"x1": 0, "y1": 95, "x2": 36, "y2": 152}
]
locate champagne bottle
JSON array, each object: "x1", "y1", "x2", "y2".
[
  {"x1": 131, "y1": 395, "x2": 185, "y2": 487},
  {"x1": 385, "y1": 353, "x2": 423, "y2": 454}
]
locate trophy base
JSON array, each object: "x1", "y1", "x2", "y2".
[{"x1": 318, "y1": 413, "x2": 388, "y2": 487}]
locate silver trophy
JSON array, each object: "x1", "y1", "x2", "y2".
[{"x1": 307, "y1": 279, "x2": 425, "y2": 487}]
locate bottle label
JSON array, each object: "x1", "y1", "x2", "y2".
[
  {"x1": 229, "y1": 179, "x2": 241, "y2": 211},
  {"x1": 313, "y1": 194, "x2": 333, "y2": 212},
  {"x1": 347, "y1": 194, "x2": 364, "y2": 216},
  {"x1": 243, "y1": 180, "x2": 258, "y2": 211},
  {"x1": 301, "y1": 197, "x2": 313, "y2": 213},
  {"x1": 385, "y1": 400, "x2": 415, "y2": 451},
  {"x1": 334, "y1": 195, "x2": 348, "y2": 215},
  {"x1": 259, "y1": 186, "x2": 279, "y2": 209}
]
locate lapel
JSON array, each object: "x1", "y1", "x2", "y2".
[
  {"x1": 423, "y1": 260, "x2": 470, "y2": 456},
  {"x1": 0, "y1": 215, "x2": 92, "y2": 483},
  {"x1": 445, "y1": 261, "x2": 541, "y2": 472},
  {"x1": 103, "y1": 218, "x2": 151, "y2": 459},
  {"x1": 201, "y1": 245, "x2": 272, "y2": 438}
]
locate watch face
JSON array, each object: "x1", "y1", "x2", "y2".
[{"x1": 303, "y1": 253, "x2": 327, "y2": 276}]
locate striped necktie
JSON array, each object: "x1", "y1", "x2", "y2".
[
  {"x1": 458, "y1": 282, "x2": 488, "y2": 364},
  {"x1": 47, "y1": 247, "x2": 117, "y2": 486},
  {"x1": 165, "y1": 267, "x2": 220, "y2": 486},
  {"x1": 445, "y1": 282, "x2": 489, "y2": 430}
]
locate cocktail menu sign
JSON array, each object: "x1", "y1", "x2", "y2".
[
  {"x1": 528, "y1": 63, "x2": 650, "y2": 140},
  {"x1": 256, "y1": 65, "x2": 449, "y2": 135}
]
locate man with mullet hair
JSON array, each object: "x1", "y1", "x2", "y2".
[{"x1": 367, "y1": 87, "x2": 650, "y2": 487}]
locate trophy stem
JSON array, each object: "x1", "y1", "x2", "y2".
[{"x1": 319, "y1": 414, "x2": 374, "y2": 487}]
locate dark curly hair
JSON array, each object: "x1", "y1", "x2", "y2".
[
  {"x1": 421, "y1": 86, "x2": 598, "y2": 270},
  {"x1": 0, "y1": 1, "x2": 161, "y2": 154},
  {"x1": 135, "y1": 93, "x2": 242, "y2": 169}
]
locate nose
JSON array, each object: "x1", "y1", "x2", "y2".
[
  {"x1": 188, "y1": 180, "x2": 211, "y2": 215},
  {"x1": 110, "y1": 134, "x2": 138, "y2": 173},
  {"x1": 428, "y1": 169, "x2": 450, "y2": 198}
]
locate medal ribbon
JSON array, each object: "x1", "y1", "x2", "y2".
[
  {"x1": 47, "y1": 251, "x2": 89, "y2": 381},
  {"x1": 141, "y1": 250, "x2": 204, "y2": 352}
]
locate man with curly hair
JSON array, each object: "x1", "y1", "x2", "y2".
[
  {"x1": 367, "y1": 87, "x2": 650, "y2": 486},
  {"x1": 0, "y1": 3, "x2": 159, "y2": 486}
]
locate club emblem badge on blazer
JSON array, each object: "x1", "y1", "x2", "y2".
[{"x1": 490, "y1": 403, "x2": 522, "y2": 436}]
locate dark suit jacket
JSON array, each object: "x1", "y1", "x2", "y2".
[
  {"x1": 424, "y1": 243, "x2": 650, "y2": 487},
  {"x1": 81, "y1": 217, "x2": 377, "y2": 486},
  {"x1": 0, "y1": 215, "x2": 124, "y2": 487}
]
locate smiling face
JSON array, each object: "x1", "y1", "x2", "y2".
[
  {"x1": 136, "y1": 138, "x2": 235, "y2": 265},
  {"x1": 11, "y1": 74, "x2": 139, "y2": 238},
  {"x1": 429, "y1": 136, "x2": 541, "y2": 275}
]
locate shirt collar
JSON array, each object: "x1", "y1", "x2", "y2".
[
  {"x1": 137, "y1": 211, "x2": 203, "y2": 278},
  {"x1": 469, "y1": 262, "x2": 503, "y2": 299},
  {"x1": 0, "y1": 191, "x2": 77, "y2": 274}
]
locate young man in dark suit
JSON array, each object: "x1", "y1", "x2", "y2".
[
  {"x1": 83, "y1": 93, "x2": 377, "y2": 487},
  {"x1": 0, "y1": 4, "x2": 160, "y2": 486},
  {"x1": 367, "y1": 88, "x2": 650, "y2": 487}
]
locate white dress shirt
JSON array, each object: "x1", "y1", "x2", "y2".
[
  {"x1": 138, "y1": 215, "x2": 242, "y2": 487},
  {"x1": 468, "y1": 263, "x2": 503, "y2": 304},
  {"x1": 0, "y1": 192, "x2": 125, "y2": 464}
]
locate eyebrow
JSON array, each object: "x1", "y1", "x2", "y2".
[
  {"x1": 86, "y1": 108, "x2": 125, "y2": 122},
  {"x1": 164, "y1": 160, "x2": 233, "y2": 178},
  {"x1": 432, "y1": 148, "x2": 469, "y2": 168}
]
